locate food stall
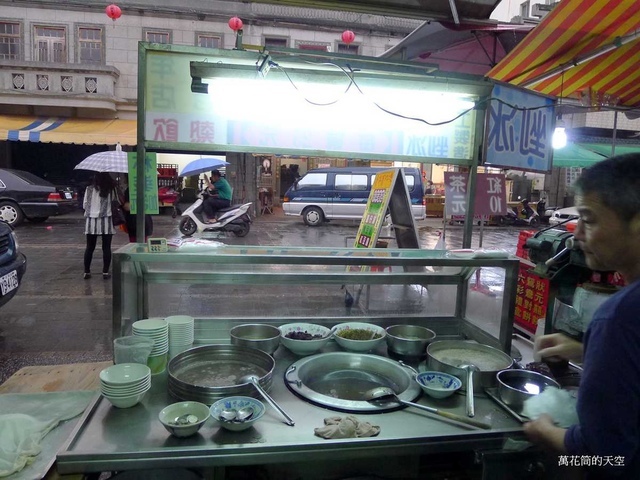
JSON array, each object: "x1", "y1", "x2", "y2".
[{"x1": 56, "y1": 44, "x2": 569, "y2": 479}]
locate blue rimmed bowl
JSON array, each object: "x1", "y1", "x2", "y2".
[{"x1": 416, "y1": 371, "x2": 462, "y2": 399}]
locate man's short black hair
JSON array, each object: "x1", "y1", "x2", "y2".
[{"x1": 211, "y1": 169, "x2": 221, "y2": 177}]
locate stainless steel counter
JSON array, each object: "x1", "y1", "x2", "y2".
[{"x1": 56, "y1": 344, "x2": 525, "y2": 476}]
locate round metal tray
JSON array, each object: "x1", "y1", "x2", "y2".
[
  {"x1": 284, "y1": 352, "x2": 421, "y2": 412},
  {"x1": 168, "y1": 344, "x2": 275, "y2": 404}
]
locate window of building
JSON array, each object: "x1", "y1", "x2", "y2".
[
  {"x1": 197, "y1": 34, "x2": 222, "y2": 49},
  {"x1": 337, "y1": 43, "x2": 359, "y2": 55},
  {"x1": 0, "y1": 21, "x2": 21, "y2": 60},
  {"x1": 145, "y1": 29, "x2": 171, "y2": 44},
  {"x1": 78, "y1": 26, "x2": 103, "y2": 64},
  {"x1": 520, "y1": 1, "x2": 531, "y2": 18},
  {"x1": 34, "y1": 26, "x2": 66, "y2": 63},
  {"x1": 296, "y1": 41, "x2": 330, "y2": 52},
  {"x1": 264, "y1": 37, "x2": 288, "y2": 48}
]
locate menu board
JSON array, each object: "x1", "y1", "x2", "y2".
[
  {"x1": 128, "y1": 152, "x2": 159, "y2": 215},
  {"x1": 514, "y1": 261, "x2": 550, "y2": 335},
  {"x1": 353, "y1": 170, "x2": 397, "y2": 248}
]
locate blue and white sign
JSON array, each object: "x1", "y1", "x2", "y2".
[{"x1": 484, "y1": 83, "x2": 554, "y2": 172}]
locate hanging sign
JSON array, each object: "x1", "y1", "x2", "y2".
[
  {"x1": 127, "y1": 152, "x2": 159, "y2": 215},
  {"x1": 484, "y1": 83, "x2": 554, "y2": 173},
  {"x1": 443, "y1": 172, "x2": 508, "y2": 219}
]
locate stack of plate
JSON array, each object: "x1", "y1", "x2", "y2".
[
  {"x1": 100, "y1": 363, "x2": 151, "y2": 408},
  {"x1": 133, "y1": 318, "x2": 169, "y2": 374},
  {"x1": 166, "y1": 315, "x2": 195, "y2": 359}
]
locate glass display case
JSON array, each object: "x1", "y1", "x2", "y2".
[{"x1": 113, "y1": 244, "x2": 519, "y2": 354}]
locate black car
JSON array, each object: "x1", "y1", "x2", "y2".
[
  {"x1": 0, "y1": 221, "x2": 27, "y2": 307},
  {"x1": 0, "y1": 168, "x2": 77, "y2": 227}
]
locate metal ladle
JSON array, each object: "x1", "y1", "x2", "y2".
[
  {"x1": 363, "y1": 386, "x2": 491, "y2": 430},
  {"x1": 219, "y1": 408, "x2": 238, "y2": 422},
  {"x1": 235, "y1": 406, "x2": 255, "y2": 422},
  {"x1": 459, "y1": 364, "x2": 479, "y2": 417},
  {"x1": 238, "y1": 374, "x2": 295, "y2": 426}
]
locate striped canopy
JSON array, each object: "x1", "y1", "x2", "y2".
[{"x1": 487, "y1": 0, "x2": 640, "y2": 109}]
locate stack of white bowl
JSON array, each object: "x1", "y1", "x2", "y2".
[
  {"x1": 165, "y1": 315, "x2": 195, "y2": 359},
  {"x1": 133, "y1": 318, "x2": 169, "y2": 374},
  {"x1": 100, "y1": 363, "x2": 151, "y2": 408}
]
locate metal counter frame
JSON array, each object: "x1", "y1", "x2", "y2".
[
  {"x1": 111, "y1": 244, "x2": 520, "y2": 354},
  {"x1": 56, "y1": 343, "x2": 526, "y2": 476}
]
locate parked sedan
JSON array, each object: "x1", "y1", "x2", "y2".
[
  {"x1": 0, "y1": 168, "x2": 77, "y2": 227},
  {"x1": 0, "y1": 221, "x2": 26, "y2": 308},
  {"x1": 548, "y1": 206, "x2": 579, "y2": 227}
]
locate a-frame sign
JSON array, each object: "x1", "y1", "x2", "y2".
[{"x1": 353, "y1": 168, "x2": 420, "y2": 249}]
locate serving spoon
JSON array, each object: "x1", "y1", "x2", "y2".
[
  {"x1": 219, "y1": 406, "x2": 255, "y2": 423},
  {"x1": 364, "y1": 386, "x2": 491, "y2": 430},
  {"x1": 459, "y1": 364, "x2": 479, "y2": 417},
  {"x1": 238, "y1": 374, "x2": 295, "y2": 426}
]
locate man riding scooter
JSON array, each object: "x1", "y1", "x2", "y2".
[{"x1": 203, "y1": 169, "x2": 232, "y2": 224}]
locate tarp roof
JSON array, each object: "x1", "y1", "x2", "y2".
[
  {"x1": 381, "y1": 20, "x2": 534, "y2": 76},
  {"x1": 487, "y1": 0, "x2": 640, "y2": 110},
  {"x1": 0, "y1": 116, "x2": 136, "y2": 146},
  {"x1": 247, "y1": 0, "x2": 503, "y2": 21}
]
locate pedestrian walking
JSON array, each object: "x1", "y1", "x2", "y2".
[{"x1": 82, "y1": 172, "x2": 118, "y2": 279}]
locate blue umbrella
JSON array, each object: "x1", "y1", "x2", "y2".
[{"x1": 180, "y1": 157, "x2": 229, "y2": 177}]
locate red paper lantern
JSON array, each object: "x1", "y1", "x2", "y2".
[
  {"x1": 341, "y1": 30, "x2": 355, "y2": 45},
  {"x1": 228, "y1": 16, "x2": 243, "y2": 32},
  {"x1": 105, "y1": 4, "x2": 122, "y2": 21}
]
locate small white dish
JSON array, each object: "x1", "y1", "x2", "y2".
[
  {"x1": 416, "y1": 371, "x2": 462, "y2": 399},
  {"x1": 159, "y1": 401, "x2": 210, "y2": 437},
  {"x1": 210, "y1": 396, "x2": 265, "y2": 432}
]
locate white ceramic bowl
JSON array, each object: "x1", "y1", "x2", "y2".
[
  {"x1": 99, "y1": 363, "x2": 151, "y2": 387},
  {"x1": 416, "y1": 371, "x2": 462, "y2": 399},
  {"x1": 210, "y1": 396, "x2": 265, "y2": 432},
  {"x1": 103, "y1": 389, "x2": 149, "y2": 408},
  {"x1": 333, "y1": 322, "x2": 386, "y2": 352},
  {"x1": 159, "y1": 401, "x2": 211, "y2": 437},
  {"x1": 279, "y1": 323, "x2": 332, "y2": 356}
]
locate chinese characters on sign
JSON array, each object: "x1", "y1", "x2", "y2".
[
  {"x1": 514, "y1": 262, "x2": 549, "y2": 335},
  {"x1": 127, "y1": 153, "x2": 159, "y2": 215},
  {"x1": 485, "y1": 84, "x2": 554, "y2": 173},
  {"x1": 443, "y1": 172, "x2": 508, "y2": 219},
  {"x1": 353, "y1": 170, "x2": 396, "y2": 249}
]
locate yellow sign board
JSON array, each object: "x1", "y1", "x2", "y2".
[{"x1": 353, "y1": 169, "x2": 398, "y2": 249}]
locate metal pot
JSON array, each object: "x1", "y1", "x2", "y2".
[
  {"x1": 168, "y1": 344, "x2": 275, "y2": 404},
  {"x1": 426, "y1": 340, "x2": 514, "y2": 394},
  {"x1": 496, "y1": 369, "x2": 561, "y2": 409}
]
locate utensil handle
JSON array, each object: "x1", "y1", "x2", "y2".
[
  {"x1": 436, "y1": 410, "x2": 492, "y2": 430},
  {"x1": 466, "y1": 370, "x2": 475, "y2": 417},
  {"x1": 251, "y1": 379, "x2": 295, "y2": 427},
  {"x1": 399, "y1": 400, "x2": 490, "y2": 430}
]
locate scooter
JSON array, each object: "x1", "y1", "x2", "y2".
[
  {"x1": 498, "y1": 201, "x2": 540, "y2": 227},
  {"x1": 178, "y1": 192, "x2": 252, "y2": 237}
]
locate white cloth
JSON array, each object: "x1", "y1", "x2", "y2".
[
  {"x1": 521, "y1": 387, "x2": 579, "y2": 428},
  {"x1": 0, "y1": 391, "x2": 94, "y2": 477}
]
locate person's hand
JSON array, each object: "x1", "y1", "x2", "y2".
[
  {"x1": 523, "y1": 414, "x2": 567, "y2": 452},
  {"x1": 534, "y1": 333, "x2": 583, "y2": 362}
]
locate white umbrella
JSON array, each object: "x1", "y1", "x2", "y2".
[{"x1": 74, "y1": 143, "x2": 128, "y2": 173}]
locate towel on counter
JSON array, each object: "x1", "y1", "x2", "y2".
[
  {"x1": 0, "y1": 391, "x2": 94, "y2": 477},
  {"x1": 314, "y1": 415, "x2": 380, "y2": 439}
]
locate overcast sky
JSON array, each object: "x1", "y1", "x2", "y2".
[{"x1": 491, "y1": 0, "x2": 520, "y2": 21}]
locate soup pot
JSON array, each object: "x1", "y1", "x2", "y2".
[{"x1": 426, "y1": 340, "x2": 514, "y2": 394}]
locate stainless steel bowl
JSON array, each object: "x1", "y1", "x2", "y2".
[
  {"x1": 496, "y1": 369, "x2": 561, "y2": 408},
  {"x1": 385, "y1": 324, "x2": 436, "y2": 357},
  {"x1": 230, "y1": 324, "x2": 281, "y2": 355}
]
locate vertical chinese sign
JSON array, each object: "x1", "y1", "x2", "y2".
[
  {"x1": 514, "y1": 263, "x2": 550, "y2": 335},
  {"x1": 353, "y1": 170, "x2": 397, "y2": 248},
  {"x1": 443, "y1": 172, "x2": 508, "y2": 220},
  {"x1": 484, "y1": 83, "x2": 554, "y2": 173},
  {"x1": 128, "y1": 152, "x2": 159, "y2": 215}
]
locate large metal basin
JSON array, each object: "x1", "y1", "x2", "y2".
[
  {"x1": 168, "y1": 344, "x2": 275, "y2": 404},
  {"x1": 284, "y1": 352, "x2": 421, "y2": 412}
]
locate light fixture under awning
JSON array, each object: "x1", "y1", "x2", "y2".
[{"x1": 0, "y1": 115, "x2": 137, "y2": 146}]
